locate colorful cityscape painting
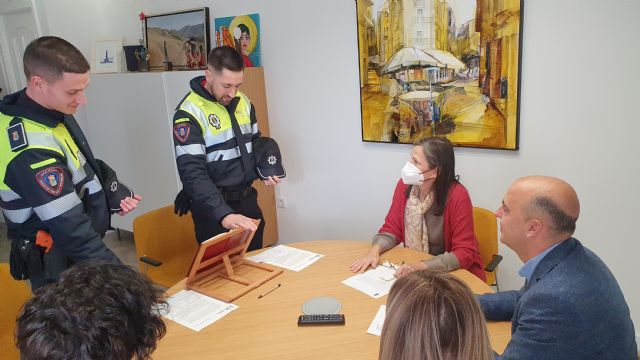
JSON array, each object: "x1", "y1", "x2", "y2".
[{"x1": 357, "y1": 0, "x2": 522, "y2": 149}]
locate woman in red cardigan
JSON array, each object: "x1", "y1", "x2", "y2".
[{"x1": 350, "y1": 138, "x2": 486, "y2": 281}]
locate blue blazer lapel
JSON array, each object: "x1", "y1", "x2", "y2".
[{"x1": 528, "y1": 237, "x2": 579, "y2": 288}]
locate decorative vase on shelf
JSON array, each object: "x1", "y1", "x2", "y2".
[{"x1": 135, "y1": 46, "x2": 150, "y2": 72}]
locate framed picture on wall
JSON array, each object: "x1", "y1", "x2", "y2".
[
  {"x1": 144, "y1": 7, "x2": 210, "y2": 70},
  {"x1": 356, "y1": 0, "x2": 523, "y2": 150},
  {"x1": 92, "y1": 40, "x2": 123, "y2": 73},
  {"x1": 214, "y1": 13, "x2": 261, "y2": 67}
]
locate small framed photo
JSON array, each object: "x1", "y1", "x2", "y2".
[
  {"x1": 145, "y1": 7, "x2": 210, "y2": 70},
  {"x1": 92, "y1": 39, "x2": 123, "y2": 73}
]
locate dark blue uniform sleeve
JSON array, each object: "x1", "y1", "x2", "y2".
[
  {"x1": 4, "y1": 149, "x2": 120, "y2": 264},
  {"x1": 173, "y1": 110, "x2": 234, "y2": 223}
]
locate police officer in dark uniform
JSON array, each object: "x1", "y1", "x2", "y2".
[
  {"x1": 0, "y1": 36, "x2": 142, "y2": 290},
  {"x1": 172, "y1": 46, "x2": 280, "y2": 251}
]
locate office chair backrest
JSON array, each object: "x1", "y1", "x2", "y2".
[
  {"x1": 472, "y1": 207, "x2": 499, "y2": 286},
  {"x1": 0, "y1": 263, "x2": 31, "y2": 360},
  {"x1": 133, "y1": 205, "x2": 199, "y2": 288}
]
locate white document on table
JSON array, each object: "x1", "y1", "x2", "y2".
[
  {"x1": 164, "y1": 290, "x2": 238, "y2": 332},
  {"x1": 367, "y1": 305, "x2": 386, "y2": 336},
  {"x1": 342, "y1": 262, "x2": 398, "y2": 299},
  {"x1": 246, "y1": 245, "x2": 324, "y2": 272}
]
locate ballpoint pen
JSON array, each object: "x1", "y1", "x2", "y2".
[{"x1": 258, "y1": 283, "x2": 281, "y2": 299}]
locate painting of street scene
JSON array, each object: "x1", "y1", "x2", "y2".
[
  {"x1": 145, "y1": 8, "x2": 210, "y2": 70},
  {"x1": 357, "y1": 0, "x2": 522, "y2": 149}
]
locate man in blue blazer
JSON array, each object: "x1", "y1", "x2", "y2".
[{"x1": 479, "y1": 176, "x2": 637, "y2": 359}]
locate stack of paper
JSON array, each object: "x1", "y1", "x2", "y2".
[
  {"x1": 367, "y1": 305, "x2": 386, "y2": 336},
  {"x1": 342, "y1": 262, "x2": 398, "y2": 298},
  {"x1": 164, "y1": 290, "x2": 238, "y2": 332},
  {"x1": 246, "y1": 245, "x2": 324, "y2": 271}
]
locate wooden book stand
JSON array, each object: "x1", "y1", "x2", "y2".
[{"x1": 186, "y1": 220, "x2": 283, "y2": 302}]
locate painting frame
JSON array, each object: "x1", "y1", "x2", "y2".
[
  {"x1": 144, "y1": 7, "x2": 210, "y2": 71},
  {"x1": 214, "y1": 13, "x2": 262, "y2": 67},
  {"x1": 356, "y1": 0, "x2": 524, "y2": 150},
  {"x1": 92, "y1": 39, "x2": 122, "y2": 73}
]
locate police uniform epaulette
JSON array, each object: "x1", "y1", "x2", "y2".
[{"x1": 7, "y1": 117, "x2": 28, "y2": 152}]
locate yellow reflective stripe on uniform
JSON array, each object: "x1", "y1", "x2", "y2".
[
  {"x1": 176, "y1": 90, "x2": 255, "y2": 162},
  {"x1": 33, "y1": 192, "x2": 81, "y2": 221},
  {"x1": 79, "y1": 175, "x2": 102, "y2": 195},
  {"x1": 180, "y1": 100, "x2": 208, "y2": 135},
  {"x1": 203, "y1": 127, "x2": 234, "y2": 147},
  {"x1": 175, "y1": 118, "x2": 191, "y2": 124},
  {"x1": 239, "y1": 123, "x2": 253, "y2": 135},
  {"x1": 68, "y1": 163, "x2": 88, "y2": 185},
  {"x1": 2, "y1": 208, "x2": 33, "y2": 223},
  {"x1": 242, "y1": 92, "x2": 251, "y2": 110},
  {"x1": 30, "y1": 158, "x2": 57, "y2": 169},
  {"x1": 0, "y1": 189, "x2": 21, "y2": 201},
  {"x1": 0, "y1": 116, "x2": 64, "y2": 192},
  {"x1": 207, "y1": 147, "x2": 241, "y2": 162},
  {"x1": 52, "y1": 123, "x2": 82, "y2": 169},
  {"x1": 175, "y1": 144, "x2": 206, "y2": 157},
  {"x1": 19, "y1": 132, "x2": 63, "y2": 155}
]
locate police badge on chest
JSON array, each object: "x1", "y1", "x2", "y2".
[{"x1": 208, "y1": 114, "x2": 221, "y2": 130}]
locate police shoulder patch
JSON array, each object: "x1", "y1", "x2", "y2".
[
  {"x1": 174, "y1": 123, "x2": 190, "y2": 143},
  {"x1": 7, "y1": 122, "x2": 28, "y2": 152},
  {"x1": 36, "y1": 166, "x2": 65, "y2": 196}
]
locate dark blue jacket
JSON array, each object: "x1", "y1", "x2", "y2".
[{"x1": 479, "y1": 238, "x2": 637, "y2": 359}]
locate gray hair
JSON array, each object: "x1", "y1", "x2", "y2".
[{"x1": 531, "y1": 196, "x2": 577, "y2": 235}]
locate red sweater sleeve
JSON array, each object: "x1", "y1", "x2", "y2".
[
  {"x1": 444, "y1": 183, "x2": 485, "y2": 280},
  {"x1": 378, "y1": 180, "x2": 409, "y2": 245}
]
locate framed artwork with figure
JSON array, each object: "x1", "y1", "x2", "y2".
[
  {"x1": 356, "y1": 0, "x2": 523, "y2": 150},
  {"x1": 214, "y1": 13, "x2": 261, "y2": 67},
  {"x1": 144, "y1": 7, "x2": 210, "y2": 70}
]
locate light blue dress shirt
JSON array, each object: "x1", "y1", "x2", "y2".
[{"x1": 518, "y1": 243, "x2": 560, "y2": 282}]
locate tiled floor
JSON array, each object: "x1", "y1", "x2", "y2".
[{"x1": 0, "y1": 222, "x2": 139, "y2": 268}]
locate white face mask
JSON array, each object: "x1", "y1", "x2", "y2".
[{"x1": 401, "y1": 161, "x2": 425, "y2": 185}]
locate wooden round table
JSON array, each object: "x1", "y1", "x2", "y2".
[{"x1": 155, "y1": 240, "x2": 511, "y2": 359}]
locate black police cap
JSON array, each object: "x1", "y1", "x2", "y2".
[{"x1": 254, "y1": 137, "x2": 286, "y2": 180}]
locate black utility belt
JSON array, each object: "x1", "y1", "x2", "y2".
[
  {"x1": 220, "y1": 185, "x2": 253, "y2": 201},
  {"x1": 9, "y1": 238, "x2": 67, "y2": 281}
]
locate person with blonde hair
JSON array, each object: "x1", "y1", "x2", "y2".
[{"x1": 380, "y1": 270, "x2": 494, "y2": 360}]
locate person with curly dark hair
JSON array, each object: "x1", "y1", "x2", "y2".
[{"x1": 15, "y1": 262, "x2": 167, "y2": 360}]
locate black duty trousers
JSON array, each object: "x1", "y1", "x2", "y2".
[{"x1": 192, "y1": 187, "x2": 265, "y2": 252}]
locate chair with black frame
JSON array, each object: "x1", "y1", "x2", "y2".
[
  {"x1": 132, "y1": 205, "x2": 199, "y2": 288},
  {"x1": 473, "y1": 207, "x2": 503, "y2": 290}
]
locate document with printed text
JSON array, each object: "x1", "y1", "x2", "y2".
[
  {"x1": 342, "y1": 262, "x2": 398, "y2": 299},
  {"x1": 164, "y1": 290, "x2": 238, "y2": 332},
  {"x1": 367, "y1": 305, "x2": 386, "y2": 336},
  {"x1": 246, "y1": 245, "x2": 324, "y2": 272}
]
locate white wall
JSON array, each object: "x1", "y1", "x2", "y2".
[{"x1": 38, "y1": 0, "x2": 640, "y2": 334}]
